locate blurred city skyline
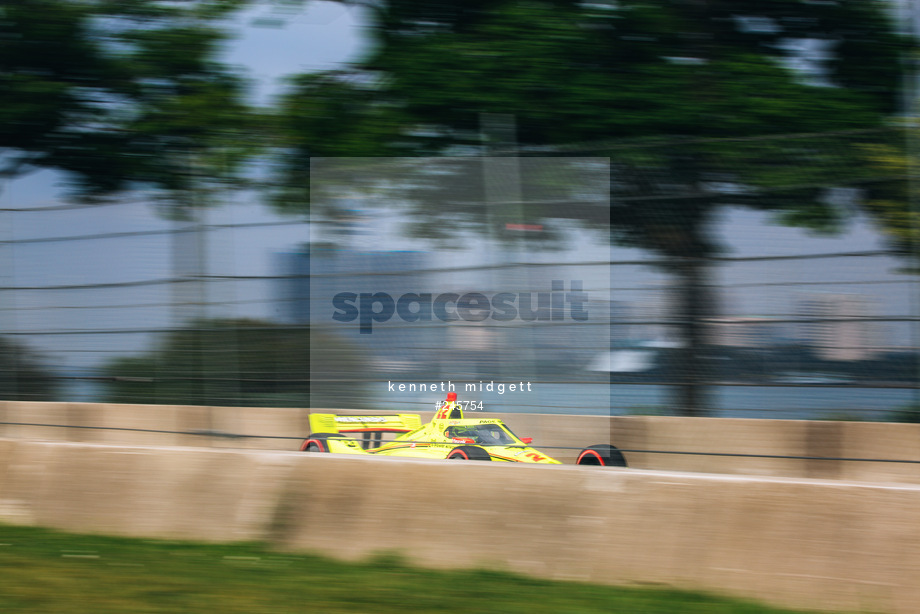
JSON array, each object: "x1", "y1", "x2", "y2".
[{"x1": 1, "y1": 178, "x2": 905, "y2": 367}]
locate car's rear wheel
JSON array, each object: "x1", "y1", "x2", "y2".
[
  {"x1": 300, "y1": 433, "x2": 339, "y2": 452},
  {"x1": 576, "y1": 444, "x2": 627, "y2": 467},
  {"x1": 447, "y1": 445, "x2": 492, "y2": 461}
]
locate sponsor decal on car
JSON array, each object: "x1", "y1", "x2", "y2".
[{"x1": 335, "y1": 416, "x2": 388, "y2": 423}]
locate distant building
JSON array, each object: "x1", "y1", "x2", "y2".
[
  {"x1": 796, "y1": 294, "x2": 881, "y2": 361},
  {"x1": 276, "y1": 247, "x2": 429, "y2": 326},
  {"x1": 708, "y1": 316, "x2": 787, "y2": 348},
  {"x1": 275, "y1": 247, "x2": 447, "y2": 377}
]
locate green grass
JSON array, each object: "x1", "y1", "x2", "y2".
[{"x1": 0, "y1": 524, "x2": 838, "y2": 614}]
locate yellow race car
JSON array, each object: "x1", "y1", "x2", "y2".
[{"x1": 300, "y1": 393, "x2": 627, "y2": 466}]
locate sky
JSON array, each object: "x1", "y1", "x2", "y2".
[{"x1": 220, "y1": 1, "x2": 370, "y2": 105}]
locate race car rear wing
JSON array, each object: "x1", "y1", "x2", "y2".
[{"x1": 309, "y1": 413, "x2": 423, "y2": 435}]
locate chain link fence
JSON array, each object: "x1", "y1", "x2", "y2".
[{"x1": 0, "y1": 130, "x2": 917, "y2": 420}]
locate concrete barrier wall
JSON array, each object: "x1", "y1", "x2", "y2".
[
  {"x1": 609, "y1": 416, "x2": 920, "y2": 483},
  {"x1": 1, "y1": 438, "x2": 919, "y2": 614},
  {"x1": 2, "y1": 401, "x2": 920, "y2": 483}
]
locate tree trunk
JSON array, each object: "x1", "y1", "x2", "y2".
[{"x1": 672, "y1": 256, "x2": 712, "y2": 417}]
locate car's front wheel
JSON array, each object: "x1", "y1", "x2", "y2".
[
  {"x1": 447, "y1": 445, "x2": 492, "y2": 461},
  {"x1": 576, "y1": 444, "x2": 627, "y2": 467}
]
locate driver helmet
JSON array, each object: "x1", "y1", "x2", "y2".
[{"x1": 437, "y1": 392, "x2": 462, "y2": 419}]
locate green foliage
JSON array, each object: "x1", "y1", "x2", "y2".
[
  {"x1": 0, "y1": 523, "x2": 835, "y2": 614},
  {"x1": 102, "y1": 317, "x2": 370, "y2": 407},
  {"x1": 888, "y1": 403, "x2": 920, "y2": 424},
  {"x1": 273, "y1": 0, "x2": 909, "y2": 251},
  {"x1": 269, "y1": 72, "x2": 410, "y2": 212},
  {"x1": 0, "y1": 0, "x2": 255, "y2": 208},
  {"x1": 626, "y1": 405, "x2": 669, "y2": 416},
  {"x1": 102, "y1": 318, "x2": 322, "y2": 407},
  {"x1": 0, "y1": 337, "x2": 59, "y2": 401},
  {"x1": 272, "y1": 0, "x2": 913, "y2": 417},
  {"x1": 854, "y1": 125, "x2": 920, "y2": 255}
]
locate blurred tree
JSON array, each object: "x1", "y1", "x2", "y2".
[
  {"x1": 888, "y1": 402, "x2": 920, "y2": 423},
  {"x1": 275, "y1": 0, "x2": 913, "y2": 415},
  {"x1": 103, "y1": 318, "x2": 309, "y2": 407},
  {"x1": 857, "y1": 124, "x2": 920, "y2": 257},
  {"x1": 0, "y1": 0, "x2": 256, "y2": 211},
  {"x1": 0, "y1": 337, "x2": 59, "y2": 401},
  {"x1": 102, "y1": 318, "x2": 366, "y2": 407}
]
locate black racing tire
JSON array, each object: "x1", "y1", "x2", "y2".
[
  {"x1": 576, "y1": 444, "x2": 627, "y2": 467},
  {"x1": 300, "y1": 433, "x2": 340, "y2": 453},
  {"x1": 447, "y1": 445, "x2": 492, "y2": 461}
]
